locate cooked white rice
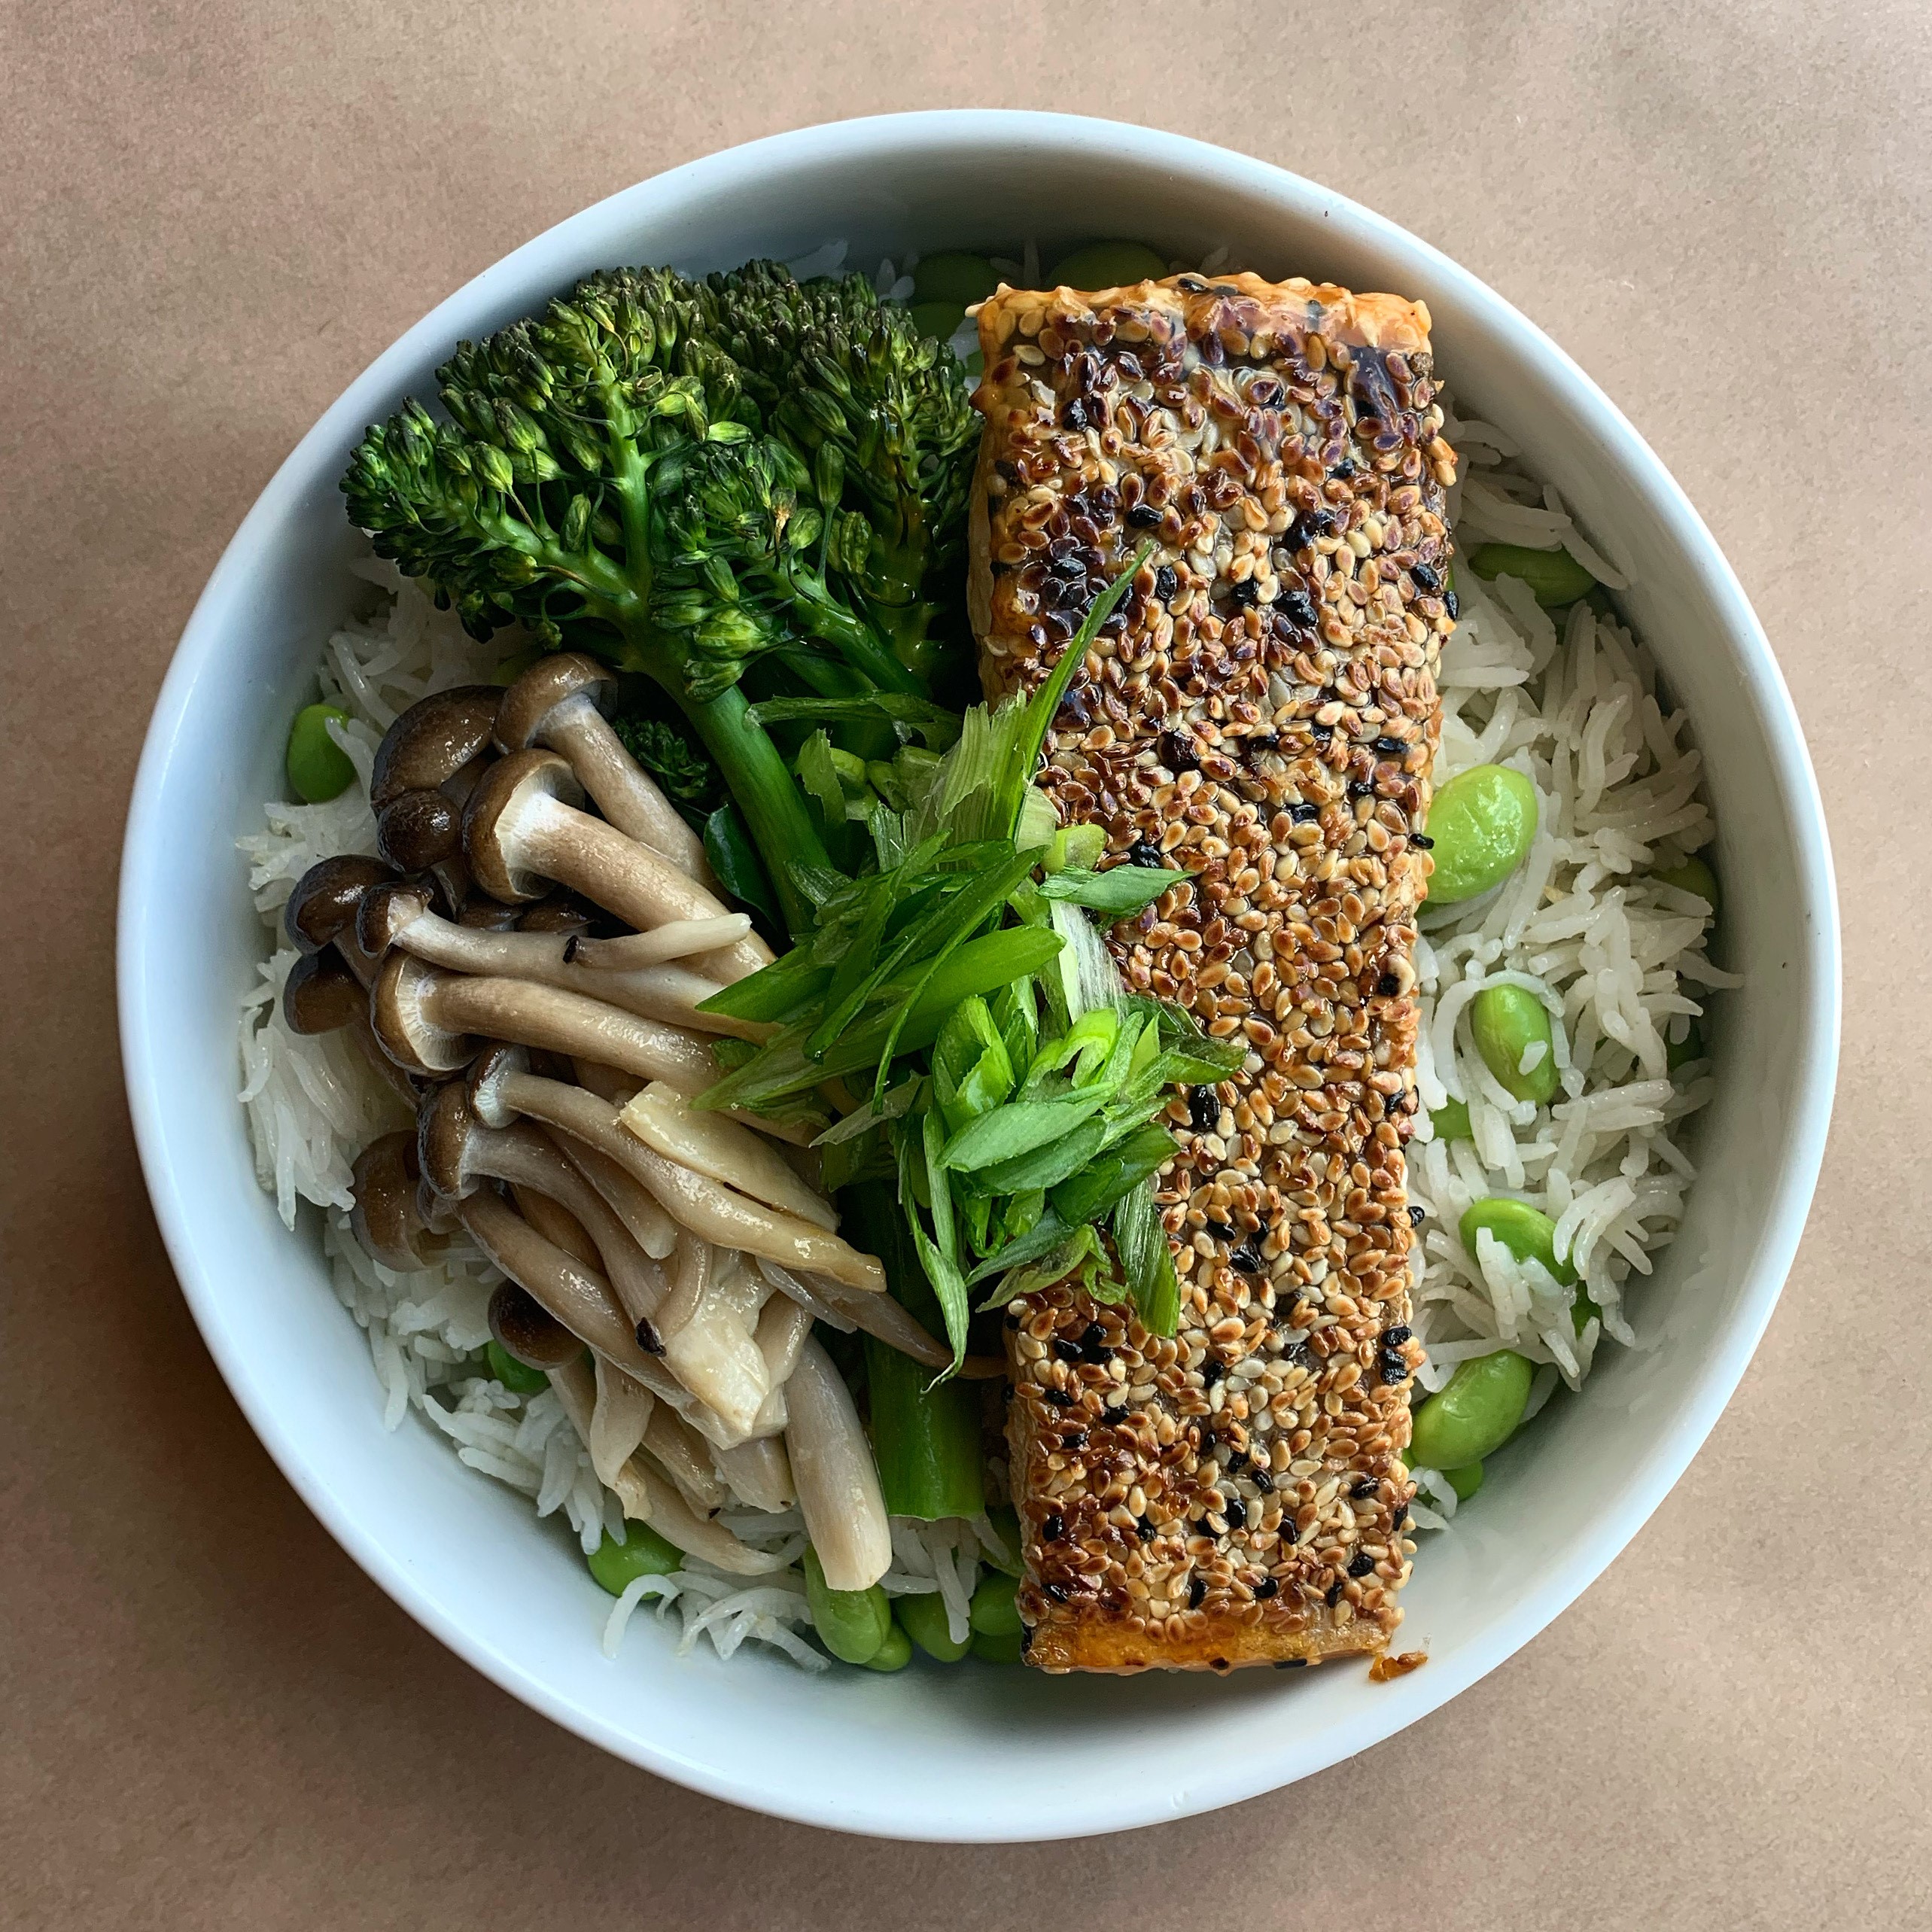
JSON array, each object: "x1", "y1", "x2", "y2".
[{"x1": 236, "y1": 257, "x2": 1731, "y2": 1654}]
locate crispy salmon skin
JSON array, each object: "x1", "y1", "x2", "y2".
[{"x1": 969, "y1": 271, "x2": 1456, "y2": 1672}]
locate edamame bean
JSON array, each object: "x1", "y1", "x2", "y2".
[
  {"x1": 1045, "y1": 240, "x2": 1169, "y2": 290},
  {"x1": 485, "y1": 1339, "x2": 549, "y2": 1395},
  {"x1": 860, "y1": 1618, "x2": 913, "y2": 1672},
  {"x1": 586, "y1": 1522, "x2": 682, "y2": 1596},
  {"x1": 1470, "y1": 984, "x2": 1559, "y2": 1104},
  {"x1": 908, "y1": 300, "x2": 967, "y2": 344},
  {"x1": 1407, "y1": 1349, "x2": 1535, "y2": 1470},
  {"x1": 1657, "y1": 854, "x2": 1719, "y2": 912},
  {"x1": 804, "y1": 1547, "x2": 893, "y2": 1666},
  {"x1": 971, "y1": 1626, "x2": 1025, "y2": 1665},
  {"x1": 1430, "y1": 1097, "x2": 1471, "y2": 1142},
  {"x1": 1459, "y1": 1197, "x2": 1575, "y2": 1284},
  {"x1": 913, "y1": 251, "x2": 999, "y2": 307},
  {"x1": 969, "y1": 1570, "x2": 1021, "y2": 1638},
  {"x1": 1444, "y1": 1462, "x2": 1485, "y2": 1501},
  {"x1": 1468, "y1": 542, "x2": 1596, "y2": 610},
  {"x1": 896, "y1": 1590, "x2": 972, "y2": 1663},
  {"x1": 1422, "y1": 765, "x2": 1538, "y2": 904},
  {"x1": 285, "y1": 703, "x2": 355, "y2": 803}
]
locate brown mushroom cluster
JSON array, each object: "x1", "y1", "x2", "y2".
[{"x1": 296, "y1": 654, "x2": 913, "y2": 1588}]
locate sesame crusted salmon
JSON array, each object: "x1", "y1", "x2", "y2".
[{"x1": 969, "y1": 271, "x2": 1456, "y2": 1672}]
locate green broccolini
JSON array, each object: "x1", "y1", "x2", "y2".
[{"x1": 340, "y1": 263, "x2": 978, "y2": 932}]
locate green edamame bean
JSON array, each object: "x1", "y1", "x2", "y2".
[
  {"x1": 586, "y1": 1523, "x2": 683, "y2": 1596},
  {"x1": 803, "y1": 1548, "x2": 893, "y2": 1666},
  {"x1": 485, "y1": 1339, "x2": 549, "y2": 1395},
  {"x1": 1468, "y1": 543, "x2": 1596, "y2": 610},
  {"x1": 1656, "y1": 854, "x2": 1719, "y2": 912},
  {"x1": 1430, "y1": 1097, "x2": 1471, "y2": 1142},
  {"x1": 1045, "y1": 240, "x2": 1169, "y2": 290},
  {"x1": 1459, "y1": 1197, "x2": 1575, "y2": 1284},
  {"x1": 913, "y1": 251, "x2": 1000, "y2": 307},
  {"x1": 1666, "y1": 1015, "x2": 1704, "y2": 1071},
  {"x1": 1470, "y1": 984, "x2": 1559, "y2": 1104},
  {"x1": 1408, "y1": 1349, "x2": 1535, "y2": 1469},
  {"x1": 908, "y1": 300, "x2": 967, "y2": 344},
  {"x1": 285, "y1": 703, "x2": 355, "y2": 803},
  {"x1": 860, "y1": 1619, "x2": 913, "y2": 1672},
  {"x1": 1422, "y1": 765, "x2": 1538, "y2": 904},
  {"x1": 969, "y1": 1570, "x2": 1021, "y2": 1638},
  {"x1": 896, "y1": 1590, "x2": 972, "y2": 1663},
  {"x1": 971, "y1": 1626, "x2": 1025, "y2": 1665},
  {"x1": 1444, "y1": 1461, "x2": 1484, "y2": 1501}
]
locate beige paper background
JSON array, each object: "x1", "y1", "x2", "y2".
[{"x1": 4, "y1": 2, "x2": 1927, "y2": 1924}]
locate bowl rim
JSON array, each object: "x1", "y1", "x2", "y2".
[{"x1": 117, "y1": 108, "x2": 1841, "y2": 1839}]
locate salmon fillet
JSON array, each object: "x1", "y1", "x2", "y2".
[{"x1": 969, "y1": 271, "x2": 1457, "y2": 1672}]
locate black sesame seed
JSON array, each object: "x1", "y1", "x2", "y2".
[
  {"x1": 1376, "y1": 972, "x2": 1400, "y2": 996},
  {"x1": 1352, "y1": 1476, "x2": 1379, "y2": 1498},
  {"x1": 1043, "y1": 1389, "x2": 1076, "y2": 1410},
  {"x1": 1200, "y1": 1356, "x2": 1225, "y2": 1389},
  {"x1": 1374, "y1": 735, "x2": 1407, "y2": 756},
  {"x1": 1188, "y1": 1575, "x2": 1208, "y2": 1610},
  {"x1": 1078, "y1": 1322, "x2": 1105, "y2": 1352},
  {"x1": 1187, "y1": 1085, "x2": 1220, "y2": 1133},
  {"x1": 1231, "y1": 1242, "x2": 1264, "y2": 1275},
  {"x1": 1289, "y1": 801, "x2": 1321, "y2": 824},
  {"x1": 1279, "y1": 588, "x2": 1319, "y2": 628},
  {"x1": 1252, "y1": 1469, "x2": 1274, "y2": 1495},
  {"x1": 1126, "y1": 838, "x2": 1166, "y2": 868},
  {"x1": 1003, "y1": 1313, "x2": 1020, "y2": 1329},
  {"x1": 1409, "y1": 561, "x2": 1439, "y2": 592},
  {"x1": 1253, "y1": 1576, "x2": 1280, "y2": 1600},
  {"x1": 1204, "y1": 1219, "x2": 1234, "y2": 1243},
  {"x1": 1125, "y1": 500, "x2": 1161, "y2": 528},
  {"x1": 1101, "y1": 1404, "x2": 1128, "y2": 1427},
  {"x1": 1408, "y1": 1203, "x2": 1426, "y2": 1226},
  {"x1": 1153, "y1": 563, "x2": 1179, "y2": 600},
  {"x1": 1041, "y1": 1511, "x2": 1065, "y2": 1542},
  {"x1": 1224, "y1": 1448, "x2": 1250, "y2": 1474},
  {"x1": 1228, "y1": 578, "x2": 1260, "y2": 607},
  {"x1": 1384, "y1": 1325, "x2": 1412, "y2": 1348},
  {"x1": 1197, "y1": 1428, "x2": 1217, "y2": 1455},
  {"x1": 1325, "y1": 1581, "x2": 1345, "y2": 1607},
  {"x1": 1045, "y1": 1581, "x2": 1072, "y2": 1602},
  {"x1": 1176, "y1": 276, "x2": 1208, "y2": 293},
  {"x1": 1393, "y1": 1503, "x2": 1410, "y2": 1531},
  {"x1": 1444, "y1": 589, "x2": 1460, "y2": 619},
  {"x1": 1159, "y1": 728, "x2": 1199, "y2": 771},
  {"x1": 1281, "y1": 1517, "x2": 1298, "y2": 1544},
  {"x1": 1310, "y1": 720, "x2": 1334, "y2": 743},
  {"x1": 1061, "y1": 1428, "x2": 1088, "y2": 1451},
  {"x1": 1136, "y1": 1514, "x2": 1156, "y2": 1541},
  {"x1": 1223, "y1": 1496, "x2": 1248, "y2": 1530},
  {"x1": 1273, "y1": 1657, "x2": 1307, "y2": 1669},
  {"x1": 1054, "y1": 1337, "x2": 1082, "y2": 1363},
  {"x1": 1379, "y1": 1353, "x2": 1408, "y2": 1386},
  {"x1": 1060, "y1": 397, "x2": 1089, "y2": 431},
  {"x1": 1347, "y1": 1550, "x2": 1376, "y2": 1578},
  {"x1": 1410, "y1": 832, "x2": 1434, "y2": 849},
  {"x1": 1348, "y1": 779, "x2": 1374, "y2": 799}
]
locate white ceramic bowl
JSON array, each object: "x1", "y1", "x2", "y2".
[{"x1": 119, "y1": 111, "x2": 1839, "y2": 1841}]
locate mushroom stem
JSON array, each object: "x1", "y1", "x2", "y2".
[
  {"x1": 807, "y1": 1273, "x2": 953, "y2": 1368},
  {"x1": 644, "y1": 1234, "x2": 771, "y2": 1440},
  {"x1": 570, "y1": 916, "x2": 753, "y2": 969},
  {"x1": 510, "y1": 1183, "x2": 601, "y2": 1272},
  {"x1": 710, "y1": 1432, "x2": 796, "y2": 1514},
  {"x1": 488, "y1": 1071, "x2": 884, "y2": 1291},
  {"x1": 549, "y1": 1135, "x2": 678, "y2": 1261},
  {"x1": 589, "y1": 1355, "x2": 655, "y2": 1486},
  {"x1": 640, "y1": 1404, "x2": 729, "y2": 1512},
  {"x1": 374, "y1": 953, "x2": 720, "y2": 1090},
  {"x1": 783, "y1": 1339, "x2": 893, "y2": 1592},
  {"x1": 455, "y1": 1188, "x2": 662, "y2": 1382},
  {"x1": 619, "y1": 1082, "x2": 838, "y2": 1231},
  {"x1": 463, "y1": 750, "x2": 767, "y2": 982}
]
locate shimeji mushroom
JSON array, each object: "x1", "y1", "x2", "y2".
[
  {"x1": 567, "y1": 914, "x2": 753, "y2": 970},
  {"x1": 641, "y1": 1235, "x2": 771, "y2": 1444},
  {"x1": 356, "y1": 880, "x2": 763, "y2": 1040},
  {"x1": 461, "y1": 749, "x2": 767, "y2": 984},
  {"x1": 461, "y1": 1057, "x2": 884, "y2": 1292},
  {"x1": 640, "y1": 1403, "x2": 729, "y2": 1513},
  {"x1": 547, "y1": 1355, "x2": 789, "y2": 1577},
  {"x1": 487, "y1": 1279, "x2": 583, "y2": 1371},
  {"x1": 495, "y1": 654, "x2": 716, "y2": 889},
  {"x1": 587, "y1": 1353, "x2": 656, "y2": 1488},
  {"x1": 368, "y1": 951, "x2": 720, "y2": 1091},
  {"x1": 752, "y1": 1257, "x2": 950, "y2": 1371},
  {"x1": 281, "y1": 948, "x2": 421, "y2": 1108},
  {"x1": 510, "y1": 1182, "x2": 601, "y2": 1272},
  {"x1": 783, "y1": 1338, "x2": 893, "y2": 1592},
  {"x1": 284, "y1": 853, "x2": 397, "y2": 986},
  {"x1": 370, "y1": 685, "x2": 501, "y2": 907},
  {"x1": 709, "y1": 1432, "x2": 796, "y2": 1514},
  {"x1": 455, "y1": 1185, "x2": 665, "y2": 1383},
  {"x1": 617, "y1": 1082, "x2": 837, "y2": 1229},
  {"x1": 350, "y1": 1130, "x2": 450, "y2": 1271}
]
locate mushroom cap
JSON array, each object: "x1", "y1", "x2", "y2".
[
  {"x1": 462, "y1": 747, "x2": 584, "y2": 903},
  {"x1": 488, "y1": 1279, "x2": 583, "y2": 1371},
  {"x1": 376, "y1": 788, "x2": 462, "y2": 873},
  {"x1": 494, "y1": 653, "x2": 617, "y2": 753},
  {"x1": 350, "y1": 1130, "x2": 439, "y2": 1271},
  {"x1": 467, "y1": 1042, "x2": 529, "y2": 1128},
  {"x1": 516, "y1": 891, "x2": 600, "y2": 936},
  {"x1": 458, "y1": 896, "x2": 522, "y2": 931},
  {"x1": 356, "y1": 878, "x2": 434, "y2": 960},
  {"x1": 283, "y1": 854, "x2": 397, "y2": 955},
  {"x1": 281, "y1": 948, "x2": 365, "y2": 1035},
  {"x1": 370, "y1": 951, "x2": 476, "y2": 1076},
  {"x1": 370, "y1": 686, "x2": 501, "y2": 810},
  {"x1": 417, "y1": 1079, "x2": 481, "y2": 1200}
]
